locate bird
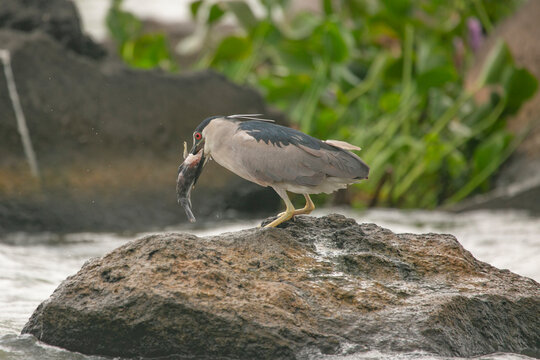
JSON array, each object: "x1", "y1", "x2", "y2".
[{"x1": 177, "y1": 114, "x2": 369, "y2": 228}]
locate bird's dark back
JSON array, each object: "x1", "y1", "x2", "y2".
[
  {"x1": 237, "y1": 120, "x2": 369, "y2": 180},
  {"x1": 237, "y1": 121, "x2": 337, "y2": 151}
]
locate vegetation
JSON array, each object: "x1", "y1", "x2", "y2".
[
  {"x1": 107, "y1": 0, "x2": 537, "y2": 209},
  {"x1": 107, "y1": 0, "x2": 176, "y2": 70}
]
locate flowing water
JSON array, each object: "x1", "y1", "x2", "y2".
[{"x1": 0, "y1": 208, "x2": 539, "y2": 360}]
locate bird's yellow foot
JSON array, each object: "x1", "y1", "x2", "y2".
[
  {"x1": 277, "y1": 208, "x2": 312, "y2": 217},
  {"x1": 265, "y1": 207, "x2": 295, "y2": 228}
]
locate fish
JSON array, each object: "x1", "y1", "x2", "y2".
[{"x1": 176, "y1": 142, "x2": 206, "y2": 223}]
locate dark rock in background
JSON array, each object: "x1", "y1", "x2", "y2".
[
  {"x1": 22, "y1": 215, "x2": 540, "y2": 359},
  {"x1": 451, "y1": 173, "x2": 540, "y2": 215},
  {"x1": 0, "y1": 0, "x2": 105, "y2": 59},
  {"x1": 0, "y1": 2, "x2": 282, "y2": 234}
]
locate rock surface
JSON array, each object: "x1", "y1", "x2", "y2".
[{"x1": 22, "y1": 214, "x2": 540, "y2": 359}]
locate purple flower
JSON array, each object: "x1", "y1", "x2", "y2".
[{"x1": 467, "y1": 17, "x2": 484, "y2": 53}]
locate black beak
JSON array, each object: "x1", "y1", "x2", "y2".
[
  {"x1": 190, "y1": 140, "x2": 205, "y2": 155},
  {"x1": 191, "y1": 151, "x2": 206, "y2": 188}
]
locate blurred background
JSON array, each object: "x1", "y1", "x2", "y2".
[
  {"x1": 2, "y1": 0, "x2": 540, "y2": 234},
  {"x1": 1, "y1": 1, "x2": 540, "y2": 358},
  {"x1": 85, "y1": 0, "x2": 540, "y2": 211}
]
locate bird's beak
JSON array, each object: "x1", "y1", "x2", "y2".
[
  {"x1": 188, "y1": 139, "x2": 207, "y2": 187},
  {"x1": 190, "y1": 140, "x2": 205, "y2": 155}
]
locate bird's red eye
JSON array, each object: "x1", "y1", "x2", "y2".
[{"x1": 194, "y1": 132, "x2": 202, "y2": 140}]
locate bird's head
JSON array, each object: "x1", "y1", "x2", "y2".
[
  {"x1": 189, "y1": 115, "x2": 220, "y2": 157},
  {"x1": 190, "y1": 130, "x2": 205, "y2": 155}
]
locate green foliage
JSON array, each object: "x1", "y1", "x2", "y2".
[
  {"x1": 107, "y1": 0, "x2": 537, "y2": 209},
  {"x1": 106, "y1": 0, "x2": 175, "y2": 71},
  {"x1": 211, "y1": 36, "x2": 252, "y2": 64},
  {"x1": 193, "y1": 0, "x2": 535, "y2": 208}
]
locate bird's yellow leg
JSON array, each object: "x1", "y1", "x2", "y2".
[
  {"x1": 265, "y1": 188, "x2": 295, "y2": 228},
  {"x1": 277, "y1": 193, "x2": 315, "y2": 217},
  {"x1": 293, "y1": 194, "x2": 315, "y2": 215}
]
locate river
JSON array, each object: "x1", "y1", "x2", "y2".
[{"x1": 0, "y1": 208, "x2": 538, "y2": 359}]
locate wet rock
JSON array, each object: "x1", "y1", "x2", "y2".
[
  {"x1": 0, "y1": 29, "x2": 280, "y2": 234},
  {"x1": 0, "y1": 0, "x2": 105, "y2": 59},
  {"x1": 22, "y1": 214, "x2": 540, "y2": 359}
]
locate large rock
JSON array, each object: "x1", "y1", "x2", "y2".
[
  {"x1": 0, "y1": 0, "x2": 105, "y2": 59},
  {"x1": 22, "y1": 215, "x2": 540, "y2": 359},
  {"x1": 0, "y1": 29, "x2": 280, "y2": 234}
]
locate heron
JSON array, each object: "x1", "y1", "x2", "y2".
[{"x1": 176, "y1": 114, "x2": 369, "y2": 228}]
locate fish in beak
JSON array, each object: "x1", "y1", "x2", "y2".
[{"x1": 176, "y1": 142, "x2": 207, "y2": 222}]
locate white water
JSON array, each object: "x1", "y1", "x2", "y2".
[{"x1": 0, "y1": 208, "x2": 538, "y2": 359}]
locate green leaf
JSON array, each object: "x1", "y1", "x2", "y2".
[
  {"x1": 476, "y1": 39, "x2": 512, "y2": 87},
  {"x1": 208, "y1": 3, "x2": 226, "y2": 24},
  {"x1": 190, "y1": 0, "x2": 203, "y2": 18},
  {"x1": 427, "y1": 88, "x2": 453, "y2": 119},
  {"x1": 323, "y1": 0, "x2": 333, "y2": 15},
  {"x1": 472, "y1": 132, "x2": 508, "y2": 178},
  {"x1": 474, "y1": 39, "x2": 537, "y2": 114},
  {"x1": 415, "y1": 40, "x2": 451, "y2": 75},
  {"x1": 258, "y1": 74, "x2": 310, "y2": 104},
  {"x1": 320, "y1": 21, "x2": 350, "y2": 63},
  {"x1": 447, "y1": 150, "x2": 466, "y2": 178},
  {"x1": 121, "y1": 33, "x2": 173, "y2": 70},
  {"x1": 227, "y1": 1, "x2": 258, "y2": 30},
  {"x1": 317, "y1": 107, "x2": 339, "y2": 133},
  {"x1": 287, "y1": 12, "x2": 321, "y2": 39},
  {"x1": 383, "y1": 0, "x2": 412, "y2": 16},
  {"x1": 423, "y1": 132, "x2": 448, "y2": 172},
  {"x1": 106, "y1": 0, "x2": 142, "y2": 44},
  {"x1": 502, "y1": 67, "x2": 538, "y2": 114},
  {"x1": 378, "y1": 92, "x2": 401, "y2": 112},
  {"x1": 260, "y1": 0, "x2": 289, "y2": 9},
  {"x1": 416, "y1": 66, "x2": 457, "y2": 93},
  {"x1": 211, "y1": 36, "x2": 252, "y2": 64},
  {"x1": 276, "y1": 38, "x2": 316, "y2": 72}
]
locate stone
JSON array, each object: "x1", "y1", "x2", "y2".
[
  {"x1": 22, "y1": 214, "x2": 540, "y2": 359},
  {"x1": 451, "y1": 171, "x2": 540, "y2": 215},
  {"x1": 0, "y1": 0, "x2": 106, "y2": 59},
  {"x1": 0, "y1": 29, "x2": 281, "y2": 234}
]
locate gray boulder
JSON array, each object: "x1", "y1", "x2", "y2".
[
  {"x1": 22, "y1": 214, "x2": 540, "y2": 359},
  {"x1": 0, "y1": 0, "x2": 105, "y2": 59}
]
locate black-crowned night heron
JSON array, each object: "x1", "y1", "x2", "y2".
[{"x1": 176, "y1": 114, "x2": 369, "y2": 227}]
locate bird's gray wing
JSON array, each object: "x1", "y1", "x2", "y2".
[{"x1": 231, "y1": 131, "x2": 368, "y2": 187}]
